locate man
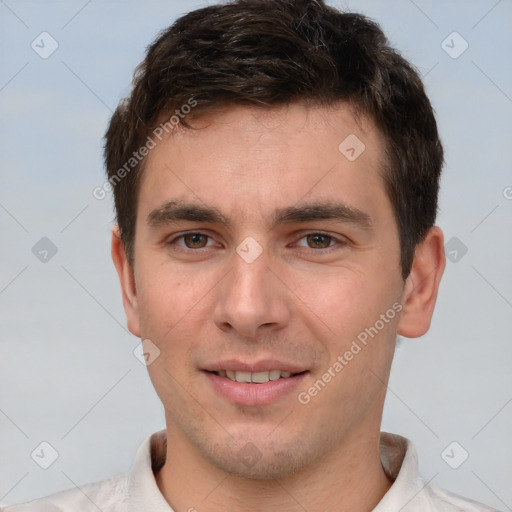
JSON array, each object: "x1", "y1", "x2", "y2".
[{"x1": 4, "y1": 0, "x2": 499, "y2": 510}]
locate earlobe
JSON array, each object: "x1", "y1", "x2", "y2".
[
  {"x1": 111, "y1": 227, "x2": 141, "y2": 337},
  {"x1": 397, "y1": 226, "x2": 446, "y2": 338}
]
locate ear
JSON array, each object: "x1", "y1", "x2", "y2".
[
  {"x1": 111, "y1": 226, "x2": 141, "y2": 337},
  {"x1": 397, "y1": 226, "x2": 446, "y2": 338}
]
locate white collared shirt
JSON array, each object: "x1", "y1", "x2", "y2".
[{"x1": 2, "y1": 430, "x2": 500, "y2": 511}]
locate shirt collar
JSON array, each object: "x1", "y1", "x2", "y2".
[
  {"x1": 126, "y1": 430, "x2": 430, "y2": 511},
  {"x1": 374, "y1": 432, "x2": 436, "y2": 511},
  {"x1": 127, "y1": 430, "x2": 173, "y2": 511}
]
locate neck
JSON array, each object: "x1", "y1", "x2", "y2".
[{"x1": 155, "y1": 425, "x2": 393, "y2": 512}]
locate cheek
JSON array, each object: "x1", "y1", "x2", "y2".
[
  {"x1": 136, "y1": 267, "x2": 189, "y2": 339},
  {"x1": 138, "y1": 272, "x2": 203, "y2": 388},
  {"x1": 135, "y1": 265, "x2": 216, "y2": 370},
  {"x1": 291, "y1": 269, "x2": 393, "y2": 334}
]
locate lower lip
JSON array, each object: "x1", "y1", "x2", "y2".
[{"x1": 204, "y1": 371, "x2": 308, "y2": 406}]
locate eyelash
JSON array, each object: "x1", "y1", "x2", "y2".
[{"x1": 167, "y1": 231, "x2": 346, "y2": 252}]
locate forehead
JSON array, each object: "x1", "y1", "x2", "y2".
[
  {"x1": 159, "y1": 102, "x2": 382, "y2": 156},
  {"x1": 138, "y1": 103, "x2": 390, "y2": 227}
]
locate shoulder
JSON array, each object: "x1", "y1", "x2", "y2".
[
  {"x1": 1, "y1": 472, "x2": 129, "y2": 512},
  {"x1": 378, "y1": 432, "x2": 501, "y2": 512},
  {"x1": 426, "y1": 483, "x2": 502, "y2": 512}
]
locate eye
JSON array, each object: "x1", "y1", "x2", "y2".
[
  {"x1": 295, "y1": 233, "x2": 344, "y2": 250},
  {"x1": 170, "y1": 232, "x2": 214, "y2": 249}
]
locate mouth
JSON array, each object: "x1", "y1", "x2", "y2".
[
  {"x1": 203, "y1": 363, "x2": 309, "y2": 405},
  {"x1": 208, "y1": 369, "x2": 306, "y2": 384}
]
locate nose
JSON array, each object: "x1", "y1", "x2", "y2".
[{"x1": 212, "y1": 243, "x2": 292, "y2": 340}]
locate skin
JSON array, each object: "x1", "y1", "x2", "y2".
[{"x1": 112, "y1": 102, "x2": 445, "y2": 512}]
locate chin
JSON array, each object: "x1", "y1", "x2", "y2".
[{"x1": 200, "y1": 432, "x2": 325, "y2": 480}]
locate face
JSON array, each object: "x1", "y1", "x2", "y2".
[{"x1": 114, "y1": 103, "x2": 436, "y2": 479}]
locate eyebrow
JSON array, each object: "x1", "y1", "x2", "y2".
[
  {"x1": 147, "y1": 200, "x2": 373, "y2": 230},
  {"x1": 273, "y1": 203, "x2": 372, "y2": 229}
]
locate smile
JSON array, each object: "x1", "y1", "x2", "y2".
[
  {"x1": 204, "y1": 369, "x2": 308, "y2": 406},
  {"x1": 212, "y1": 369, "x2": 299, "y2": 383}
]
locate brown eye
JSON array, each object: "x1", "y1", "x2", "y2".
[
  {"x1": 306, "y1": 234, "x2": 333, "y2": 249},
  {"x1": 182, "y1": 233, "x2": 209, "y2": 248}
]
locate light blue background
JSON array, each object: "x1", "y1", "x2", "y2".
[{"x1": 0, "y1": 0, "x2": 511, "y2": 509}]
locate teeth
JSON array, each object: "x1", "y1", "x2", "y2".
[
  {"x1": 235, "y1": 371, "x2": 252, "y2": 383},
  {"x1": 218, "y1": 370, "x2": 297, "y2": 383},
  {"x1": 251, "y1": 371, "x2": 270, "y2": 383}
]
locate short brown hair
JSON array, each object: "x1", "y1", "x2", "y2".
[{"x1": 104, "y1": 0, "x2": 443, "y2": 279}]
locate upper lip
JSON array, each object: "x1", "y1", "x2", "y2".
[{"x1": 204, "y1": 359, "x2": 308, "y2": 374}]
